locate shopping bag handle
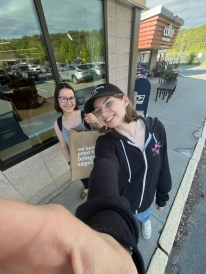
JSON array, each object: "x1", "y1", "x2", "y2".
[{"x1": 82, "y1": 118, "x2": 93, "y2": 131}]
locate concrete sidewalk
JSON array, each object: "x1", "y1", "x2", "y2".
[{"x1": 48, "y1": 65, "x2": 206, "y2": 273}]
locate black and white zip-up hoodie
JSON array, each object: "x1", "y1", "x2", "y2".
[{"x1": 90, "y1": 116, "x2": 172, "y2": 214}]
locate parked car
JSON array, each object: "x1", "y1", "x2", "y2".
[
  {"x1": 9, "y1": 65, "x2": 39, "y2": 81},
  {"x1": 87, "y1": 63, "x2": 105, "y2": 78},
  {"x1": 0, "y1": 68, "x2": 10, "y2": 86},
  {"x1": 40, "y1": 64, "x2": 50, "y2": 73},
  {"x1": 28, "y1": 64, "x2": 41, "y2": 73},
  {"x1": 56, "y1": 63, "x2": 66, "y2": 69},
  {"x1": 58, "y1": 64, "x2": 92, "y2": 84}
]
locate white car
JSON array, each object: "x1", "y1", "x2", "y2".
[{"x1": 28, "y1": 64, "x2": 41, "y2": 73}]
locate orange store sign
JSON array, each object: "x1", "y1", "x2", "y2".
[{"x1": 139, "y1": 15, "x2": 181, "y2": 50}]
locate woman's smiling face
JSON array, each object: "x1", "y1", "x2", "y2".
[
  {"x1": 93, "y1": 95, "x2": 129, "y2": 128},
  {"x1": 58, "y1": 88, "x2": 76, "y2": 113}
]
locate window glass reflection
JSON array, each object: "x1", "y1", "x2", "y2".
[
  {"x1": 41, "y1": 0, "x2": 105, "y2": 105},
  {"x1": 0, "y1": 0, "x2": 105, "y2": 166},
  {"x1": 0, "y1": 0, "x2": 57, "y2": 162}
]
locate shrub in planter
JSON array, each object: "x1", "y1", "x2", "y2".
[{"x1": 160, "y1": 69, "x2": 179, "y2": 82}]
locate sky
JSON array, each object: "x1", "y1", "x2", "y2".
[
  {"x1": 0, "y1": 0, "x2": 103, "y2": 40},
  {"x1": 0, "y1": 0, "x2": 205, "y2": 40},
  {"x1": 146, "y1": 0, "x2": 206, "y2": 29}
]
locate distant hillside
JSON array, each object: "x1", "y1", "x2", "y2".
[{"x1": 168, "y1": 24, "x2": 206, "y2": 56}]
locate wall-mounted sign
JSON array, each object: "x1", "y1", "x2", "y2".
[
  {"x1": 162, "y1": 23, "x2": 174, "y2": 42},
  {"x1": 139, "y1": 15, "x2": 181, "y2": 50},
  {"x1": 163, "y1": 24, "x2": 174, "y2": 37},
  {"x1": 162, "y1": 37, "x2": 171, "y2": 41}
]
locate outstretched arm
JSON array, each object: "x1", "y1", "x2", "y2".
[{"x1": 0, "y1": 197, "x2": 138, "y2": 274}]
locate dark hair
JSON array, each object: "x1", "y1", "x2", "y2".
[
  {"x1": 99, "y1": 94, "x2": 140, "y2": 134},
  {"x1": 54, "y1": 82, "x2": 78, "y2": 114}
]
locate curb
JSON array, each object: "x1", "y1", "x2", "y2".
[
  {"x1": 147, "y1": 248, "x2": 168, "y2": 274},
  {"x1": 146, "y1": 120, "x2": 206, "y2": 274}
]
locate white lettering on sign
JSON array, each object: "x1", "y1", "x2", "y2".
[
  {"x1": 162, "y1": 37, "x2": 171, "y2": 42},
  {"x1": 163, "y1": 24, "x2": 174, "y2": 37}
]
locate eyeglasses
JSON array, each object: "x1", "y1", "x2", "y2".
[{"x1": 58, "y1": 96, "x2": 76, "y2": 103}]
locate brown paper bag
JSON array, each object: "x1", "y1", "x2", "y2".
[{"x1": 69, "y1": 129, "x2": 101, "y2": 181}]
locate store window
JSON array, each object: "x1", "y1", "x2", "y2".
[
  {"x1": 0, "y1": 0, "x2": 105, "y2": 169},
  {"x1": 41, "y1": 0, "x2": 105, "y2": 103}
]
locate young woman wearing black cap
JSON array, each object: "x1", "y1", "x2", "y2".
[{"x1": 84, "y1": 82, "x2": 172, "y2": 240}]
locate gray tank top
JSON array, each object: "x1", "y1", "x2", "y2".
[{"x1": 62, "y1": 122, "x2": 89, "y2": 147}]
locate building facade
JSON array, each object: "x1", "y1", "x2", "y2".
[{"x1": 138, "y1": 5, "x2": 184, "y2": 74}]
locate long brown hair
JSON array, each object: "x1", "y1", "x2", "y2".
[{"x1": 99, "y1": 94, "x2": 140, "y2": 134}]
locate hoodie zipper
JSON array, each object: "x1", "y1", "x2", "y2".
[
  {"x1": 139, "y1": 150, "x2": 148, "y2": 208},
  {"x1": 127, "y1": 133, "x2": 152, "y2": 209}
]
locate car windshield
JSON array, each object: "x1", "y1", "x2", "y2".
[
  {"x1": 77, "y1": 65, "x2": 90, "y2": 70},
  {"x1": 19, "y1": 66, "x2": 29, "y2": 71}
]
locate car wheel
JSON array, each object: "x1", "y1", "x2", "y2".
[{"x1": 72, "y1": 75, "x2": 78, "y2": 84}]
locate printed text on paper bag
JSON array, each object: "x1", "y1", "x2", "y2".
[{"x1": 77, "y1": 146, "x2": 95, "y2": 167}]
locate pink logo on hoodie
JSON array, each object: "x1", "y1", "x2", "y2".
[{"x1": 152, "y1": 142, "x2": 162, "y2": 156}]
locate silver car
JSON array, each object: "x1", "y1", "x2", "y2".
[
  {"x1": 87, "y1": 63, "x2": 105, "y2": 78},
  {"x1": 58, "y1": 64, "x2": 92, "y2": 84}
]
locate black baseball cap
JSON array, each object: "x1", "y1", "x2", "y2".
[{"x1": 84, "y1": 83, "x2": 124, "y2": 113}]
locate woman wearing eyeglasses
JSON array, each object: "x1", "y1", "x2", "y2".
[{"x1": 54, "y1": 82, "x2": 102, "y2": 200}]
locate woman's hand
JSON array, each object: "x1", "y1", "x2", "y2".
[
  {"x1": 0, "y1": 198, "x2": 137, "y2": 274},
  {"x1": 84, "y1": 113, "x2": 102, "y2": 129},
  {"x1": 155, "y1": 204, "x2": 165, "y2": 211}
]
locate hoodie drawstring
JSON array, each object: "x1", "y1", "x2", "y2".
[
  {"x1": 152, "y1": 133, "x2": 157, "y2": 143},
  {"x1": 120, "y1": 140, "x2": 131, "y2": 183}
]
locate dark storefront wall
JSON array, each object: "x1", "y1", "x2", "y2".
[{"x1": 0, "y1": 0, "x2": 105, "y2": 170}]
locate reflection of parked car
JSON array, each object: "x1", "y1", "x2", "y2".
[
  {"x1": 40, "y1": 64, "x2": 50, "y2": 73},
  {"x1": 87, "y1": 63, "x2": 105, "y2": 78},
  {"x1": 28, "y1": 64, "x2": 41, "y2": 73},
  {"x1": 0, "y1": 68, "x2": 10, "y2": 86},
  {"x1": 9, "y1": 65, "x2": 39, "y2": 81},
  {"x1": 56, "y1": 63, "x2": 66, "y2": 69},
  {"x1": 58, "y1": 64, "x2": 92, "y2": 84}
]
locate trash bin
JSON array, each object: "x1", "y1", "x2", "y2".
[{"x1": 134, "y1": 78, "x2": 151, "y2": 117}]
